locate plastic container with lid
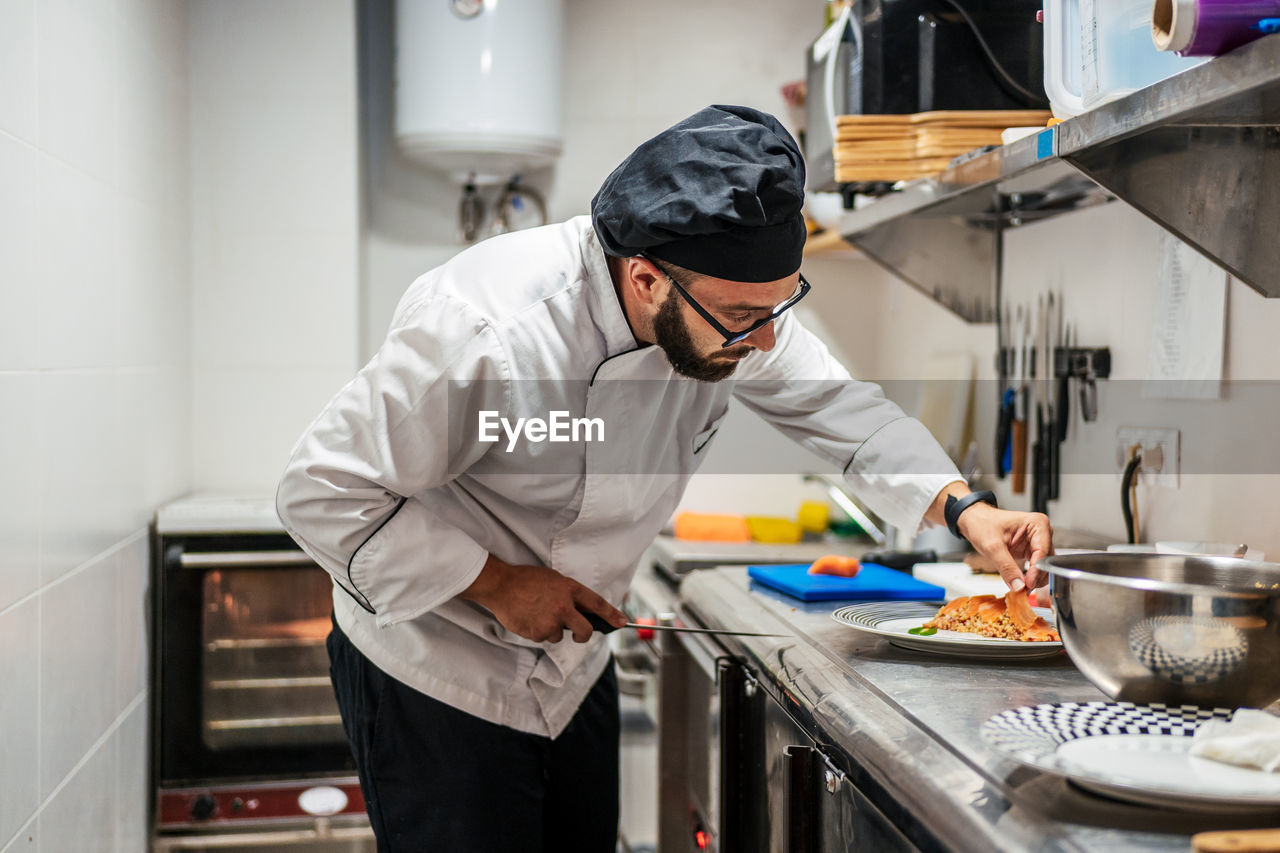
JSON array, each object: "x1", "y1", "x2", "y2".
[
  {"x1": 1080, "y1": 0, "x2": 1206, "y2": 108},
  {"x1": 1042, "y1": 0, "x2": 1086, "y2": 119}
]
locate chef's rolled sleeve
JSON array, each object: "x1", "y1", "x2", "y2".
[
  {"x1": 344, "y1": 499, "x2": 491, "y2": 626},
  {"x1": 840, "y1": 414, "x2": 962, "y2": 534},
  {"x1": 277, "y1": 291, "x2": 509, "y2": 627}
]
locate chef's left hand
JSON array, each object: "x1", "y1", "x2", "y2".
[{"x1": 955, "y1": 503, "x2": 1054, "y2": 592}]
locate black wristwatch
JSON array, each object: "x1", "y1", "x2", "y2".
[{"x1": 945, "y1": 490, "x2": 997, "y2": 540}]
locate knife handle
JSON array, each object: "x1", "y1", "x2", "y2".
[
  {"x1": 579, "y1": 609, "x2": 619, "y2": 635},
  {"x1": 862, "y1": 549, "x2": 937, "y2": 572},
  {"x1": 1055, "y1": 376, "x2": 1070, "y2": 443},
  {"x1": 1011, "y1": 418, "x2": 1027, "y2": 493},
  {"x1": 995, "y1": 390, "x2": 1013, "y2": 479}
]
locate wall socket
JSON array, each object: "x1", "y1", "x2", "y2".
[{"x1": 1116, "y1": 427, "x2": 1180, "y2": 488}]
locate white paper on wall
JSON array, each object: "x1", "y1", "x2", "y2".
[{"x1": 1144, "y1": 232, "x2": 1227, "y2": 399}]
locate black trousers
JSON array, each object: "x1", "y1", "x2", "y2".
[{"x1": 326, "y1": 615, "x2": 620, "y2": 853}]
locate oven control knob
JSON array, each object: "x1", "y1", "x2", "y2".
[{"x1": 190, "y1": 794, "x2": 217, "y2": 821}]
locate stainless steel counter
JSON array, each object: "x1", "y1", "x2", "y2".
[{"x1": 678, "y1": 567, "x2": 1280, "y2": 853}]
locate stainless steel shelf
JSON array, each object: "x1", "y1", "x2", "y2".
[{"x1": 836, "y1": 35, "x2": 1280, "y2": 322}]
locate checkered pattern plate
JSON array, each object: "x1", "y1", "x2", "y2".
[
  {"x1": 831, "y1": 601, "x2": 1063, "y2": 660},
  {"x1": 982, "y1": 702, "x2": 1280, "y2": 809}
]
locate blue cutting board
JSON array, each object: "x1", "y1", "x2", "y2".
[{"x1": 747, "y1": 563, "x2": 945, "y2": 602}]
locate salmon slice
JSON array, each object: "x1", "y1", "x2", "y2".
[
  {"x1": 961, "y1": 595, "x2": 997, "y2": 618},
  {"x1": 934, "y1": 596, "x2": 970, "y2": 618},
  {"x1": 975, "y1": 597, "x2": 1008, "y2": 622},
  {"x1": 808, "y1": 555, "x2": 861, "y2": 578},
  {"x1": 1024, "y1": 618, "x2": 1060, "y2": 642},
  {"x1": 924, "y1": 590, "x2": 1059, "y2": 642},
  {"x1": 1005, "y1": 588, "x2": 1037, "y2": 631}
]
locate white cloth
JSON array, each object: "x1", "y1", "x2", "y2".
[
  {"x1": 1190, "y1": 709, "x2": 1280, "y2": 772},
  {"x1": 276, "y1": 215, "x2": 962, "y2": 737}
]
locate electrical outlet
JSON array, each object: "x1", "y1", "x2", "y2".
[{"x1": 1116, "y1": 427, "x2": 1180, "y2": 488}]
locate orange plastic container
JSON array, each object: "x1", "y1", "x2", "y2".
[{"x1": 673, "y1": 512, "x2": 752, "y2": 542}]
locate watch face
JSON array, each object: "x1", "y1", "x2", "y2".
[{"x1": 450, "y1": 0, "x2": 483, "y2": 19}]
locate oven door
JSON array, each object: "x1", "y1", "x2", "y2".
[{"x1": 156, "y1": 536, "x2": 357, "y2": 785}]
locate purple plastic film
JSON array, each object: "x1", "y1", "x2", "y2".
[{"x1": 1185, "y1": 0, "x2": 1280, "y2": 55}]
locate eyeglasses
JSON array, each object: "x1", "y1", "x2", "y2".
[{"x1": 644, "y1": 257, "x2": 811, "y2": 348}]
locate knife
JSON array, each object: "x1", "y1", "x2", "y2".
[
  {"x1": 996, "y1": 387, "x2": 1014, "y2": 479},
  {"x1": 996, "y1": 302, "x2": 1013, "y2": 479},
  {"x1": 1012, "y1": 305, "x2": 1029, "y2": 494},
  {"x1": 859, "y1": 548, "x2": 973, "y2": 572},
  {"x1": 580, "y1": 610, "x2": 788, "y2": 638}
]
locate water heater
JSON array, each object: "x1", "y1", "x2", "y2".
[{"x1": 395, "y1": 0, "x2": 565, "y2": 185}]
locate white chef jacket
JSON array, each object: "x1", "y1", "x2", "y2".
[{"x1": 277, "y1": 215, "x2": 961, "y2": 738}]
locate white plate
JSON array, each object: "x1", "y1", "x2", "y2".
[
  {"x1": 830, "y1": 601, "x2": 1063, "y2": 660},
  {"x1": 981, "y1": 702, "x2": 1280, "y2": 810}
]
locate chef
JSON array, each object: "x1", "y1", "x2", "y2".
[{"x1": 277, "y1": 104, "x2": 1053, "y2": 852}]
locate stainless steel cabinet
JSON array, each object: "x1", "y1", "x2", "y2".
[
  {"x1": 761, "y1": 692, "x2": 916, "y2": 853},
  {"x1": 657, "y1": 628, "x2": 920, "y2": 852},
  {"x1": 655, "y1": 622, "x2": 722, "y2": 851}
]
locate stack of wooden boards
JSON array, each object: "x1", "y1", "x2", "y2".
[{"x1": 833, "y1": 110, "x2": 1051, "y2": 183}]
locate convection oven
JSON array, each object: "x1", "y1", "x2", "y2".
[{"x1": 151, "y1": 496, "x2": 374, "y2": 852}]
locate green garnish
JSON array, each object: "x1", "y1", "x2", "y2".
[{"x1": 907, "y1": 626, "x2": 938, "y2": 636}]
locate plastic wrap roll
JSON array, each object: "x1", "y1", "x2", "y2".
[{"x1": 1153, "y1": 0, "x2": 1280, "y2": 55}]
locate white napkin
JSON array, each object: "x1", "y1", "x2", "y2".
[{"x1": 1190, "y1": 709, "x2": 1280, "y2": 772}]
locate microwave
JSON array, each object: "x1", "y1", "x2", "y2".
[{"x1": 805, "y1": 0, "x2": 1046, "y2": 191}]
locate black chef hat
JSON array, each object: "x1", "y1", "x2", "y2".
[{"x1": 591, "y1": 105, "x2": 806, "y2": 283}]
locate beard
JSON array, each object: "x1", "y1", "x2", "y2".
[{"x1": 652, "y1": 290, "x2": 751, "y2": 382}]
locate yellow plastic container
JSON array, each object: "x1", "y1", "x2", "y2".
[
  {"x1": 796, "y1": 501, "x2": 830, "y2": 535},
  {"x1": 746, "y1": 516, "x2": 804, "y2": 545}
]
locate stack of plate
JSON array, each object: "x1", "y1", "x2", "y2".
[
  {"x1": 982, "y1": 702, "x2": 1280, "y2": 811},
  {"x1": 833, "y1": 110, "x2": 1051, "y2": 183}
]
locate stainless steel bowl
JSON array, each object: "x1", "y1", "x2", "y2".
[{"x1": 1043, "y1": 553, "x2": 1280, "y2": 708}]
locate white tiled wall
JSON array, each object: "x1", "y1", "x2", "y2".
[
  {"x1": 0, "y1": 0, "x2": 190, "y2": 849},
  {"x1": 548, "y1": 0, "x2": 822, "y2": 225},
  {"x1": 189, "y1": 0, "x2": 360, "y2": 492}
]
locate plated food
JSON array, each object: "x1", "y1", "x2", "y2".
[
  {"x1": 925, "y1": 590, "x2": 1060, "y2": 642},
  {"x1": 831, "y1": 600, "x2": 1064, "y2": 659}
]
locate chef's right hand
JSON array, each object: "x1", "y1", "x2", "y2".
[{"x1": 459, "y1": 553, "x2": 627, "y2": 644}]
